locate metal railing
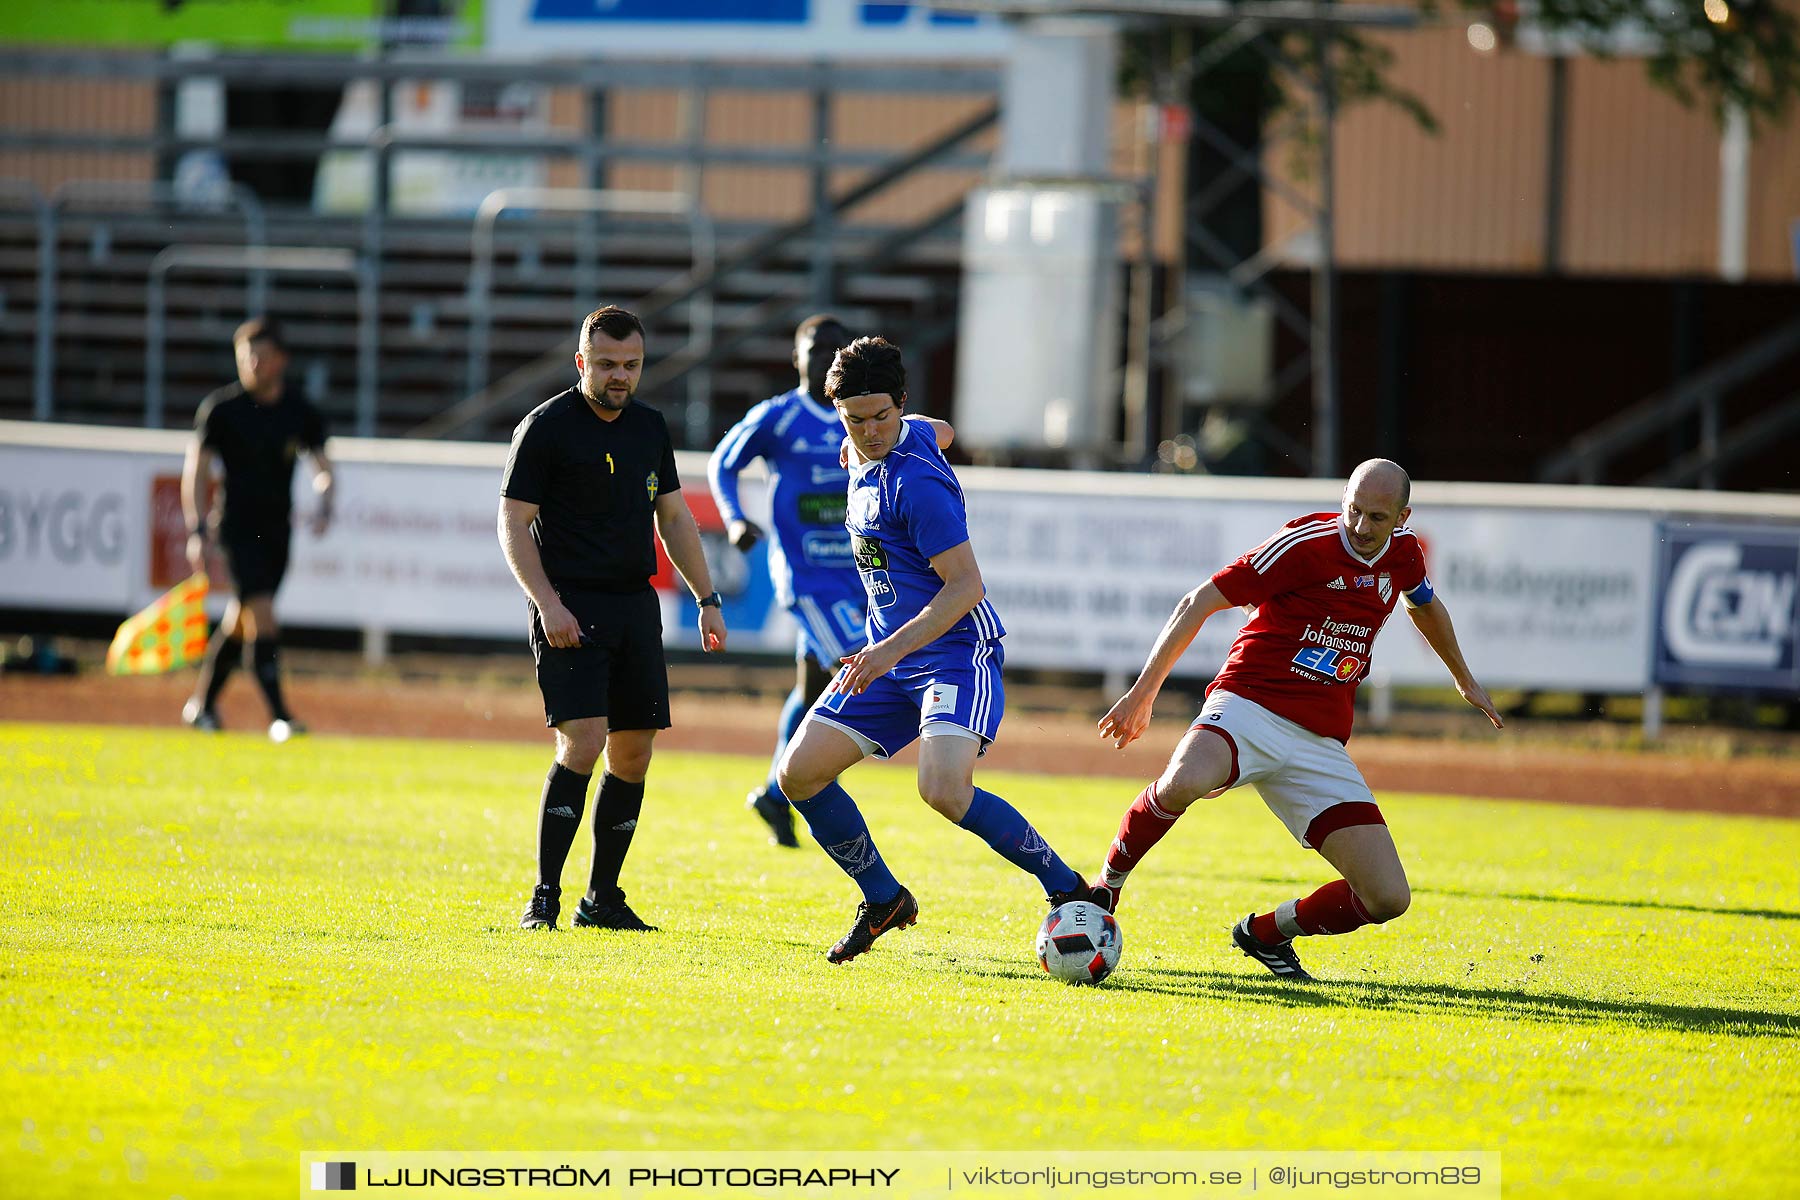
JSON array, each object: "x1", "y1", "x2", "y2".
[
  {"x1": 4, "y1": 52, "x2": 1000, "y2": 438},
  {"x1": 1639, "y1": 394, "x2": 1800, "y2": 488},
  {"x1": 39, "y1": 180, "x2": 268, "y2": 422},
  {"x1": 466, "y1": 188, "x2": 715, "y2": 440},
  {"x1": 409, "y1": 102, "x2": 999, "y2": 440},
  {"x1": 1538, "y1": 314, "x2": 1800, "y2": 487},
  {"x1": 146, "y1": 245, "x2": 374, "y2": 432},
  {"x1": 0, "y1": 180, "x2": 53, "y2": 419}
]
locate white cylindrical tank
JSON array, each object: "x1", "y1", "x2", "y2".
[{"x1": 953, "y1": 184, "x2": 1122, "y2": 454}]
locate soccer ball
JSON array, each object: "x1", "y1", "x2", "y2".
[{"x1": 1035, "y1": 900, "x2": 1122, "y2": 985}]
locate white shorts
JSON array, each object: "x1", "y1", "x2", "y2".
[{"x1": 1191, "y1": 689, "x2": 1385, "y2": 849}]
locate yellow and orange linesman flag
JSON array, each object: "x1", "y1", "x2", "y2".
[{"x1": 106, "y1": 573, "x2": 212, "y2": 676}]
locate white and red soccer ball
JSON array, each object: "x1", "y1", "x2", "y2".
[{"x1": 1036, "y1": 900, "x2": 1122, "y2": 985}]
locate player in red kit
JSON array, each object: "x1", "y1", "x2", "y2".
[{"x1": 1093, "y1": 459, "x2": 1503, "y2": 981}]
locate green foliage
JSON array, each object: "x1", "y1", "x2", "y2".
[
  {"x1": 2, "y1": 724, "x2": 1797, "y2": 1198},
  {"x1": 1126, "y1": 0, "x2": 1798, "y2": 156},
  {"x1": 1481, "y1": 0, "x2": 1800, "y2": 121}
]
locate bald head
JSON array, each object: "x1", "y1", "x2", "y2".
[
  {"x1": 1340, "y1": 459, "x2": 1412, "y2": 559},
  {"x1": 1348, "y1": 458, "x2": 1410, "y2": 511}
]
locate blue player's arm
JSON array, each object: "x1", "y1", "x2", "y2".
[
  {"x1": 708, "y1": 402, "x2": 774, "y2": 551},
  {"x1": 830, "y1": 539, "x2": 985, "y2": 695}
]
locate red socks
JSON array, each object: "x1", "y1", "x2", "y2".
[
  {"x1": 1100, "y1": 782, "x2": 1182, "y2": 886},
  {"x1": 1105, "y1": 782, "x2": 1386, "y2": 950},
  {"x1": 1251, "y1": 878, "x2": 1375, "y2": 944}
]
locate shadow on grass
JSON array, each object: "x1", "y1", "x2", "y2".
[
  {"x1": 1417, "y1": 887, "x2": 1800, "y2": 923},
  {"x1": 953, "y1": 956, "x2": 1797, "y2": 1038},
  {"x1": 1044, "y1": 962, "x2": 1800, "y2": 1038},
  {"x1": 1227, "y1": 875, "x2": 1800, "y2": 923}
]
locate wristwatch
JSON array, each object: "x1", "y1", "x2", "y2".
[{"x1": 697, "y1": 591, "x2": 723, "y2": 609}]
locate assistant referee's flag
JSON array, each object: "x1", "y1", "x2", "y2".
[{"x1": 106, "y1": 573, "x2": 211, "y2": 676}]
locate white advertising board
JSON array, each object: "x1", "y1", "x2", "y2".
[
  {"x1": 0, "y1": 424, "x2": 801, "y2": 655},
  {"x1": 0, "y1": 438, "x2": 172, "y2": 613},
  {"x1": 964, "y1": 486, "x2": 1261, "y2": 679},
  {"x1": 278, "y1": 455, "x2": 524, "y2": 637},
  {"x1": 962, "y1": 487, "x2": 1659, "y2": 690},
  {"x1": 269, "y1": 447, "x2": 806, "y2": 654},
  {"x1": 8, "y1": 422, "x2": 1800, "y2": 696},
  {"x1": 1370, "y1": 508, "x2": 1657, "y2": 691}
]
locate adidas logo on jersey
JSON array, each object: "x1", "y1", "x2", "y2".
[{"x1": 1327, "y1": 577, "x2": 1348, "y2": 590}]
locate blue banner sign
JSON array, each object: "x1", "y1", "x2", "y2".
[
  {"x1": 530, "y1": 0, "x2": 806, "y2": 21},
  {"x1": 1653, "y1": 523, "x2": 1800, "y2": 691},
  {"x1": 490, "y1": 0, "x2": 1009, "y2": 59}
]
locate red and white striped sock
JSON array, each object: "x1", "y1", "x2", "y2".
[
  {"x1": 1099, "y1": 782, "x2": 1182, "y2": 888},
  {"x1": 1250, "y1": 878, "x2": 1374, "y2": 944}
]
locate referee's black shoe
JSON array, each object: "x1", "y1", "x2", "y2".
[
  {"x1": 747, "y1": 787, "x2": 800, "y2": 848},
  {"x1": 520, "y1": 884, "x2": 560, "y2": 931},
  {"x1": 1232, "y1": 914, "x2": 1315, "y2": 982},
  {"x1": 826, "y1": 885, "x2": 918, "y2": 964},
  {"x1": 574, "y1": 890, "x2": 658, "y2": 932}
]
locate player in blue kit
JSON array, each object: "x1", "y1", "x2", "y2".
[
  {"x1": 710, "y1": 316, "x2": 953, "y2": 849},
  {"x1": 775, "y1": 336, "x2": 1097, "y2": 963},
  {"x1": 708, "y1": 316, "x2": 865, "y2": 848}
]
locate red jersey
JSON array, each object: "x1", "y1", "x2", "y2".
[{"x1": 1208, "y1": 512, "x2": 1433, "y2": 743}]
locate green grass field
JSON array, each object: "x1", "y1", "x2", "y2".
[{"x1": 3, "y1": 723, "x2": 1797, "y2": 1198}]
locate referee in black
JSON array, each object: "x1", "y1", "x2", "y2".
[
  {"x1": 500, "y1": 305, "x2": 727, "y2": 932},
  {"x1": 182, "y1": 316, "x2": 333, "y2": 741}
]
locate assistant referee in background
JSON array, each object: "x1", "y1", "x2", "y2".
[{"x1": 500, "y1": 305, "x2": 727, "y2": 932}]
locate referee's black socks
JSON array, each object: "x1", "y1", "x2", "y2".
[
  {"x1": 194, "y1": 626, "x2": 241, "y2": 714},
  {"x1": 537, "y1": 763, "x2": 590, "y2": 889},
  {"x1": 587, "y1": 773, "x2": 645, "y2": 901},
  {"x1": 250, "y1": 638, "x2": 291, "y2": 722}
]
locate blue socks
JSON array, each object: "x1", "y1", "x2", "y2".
[
  {"x1": 763, "y1": 681, "x2": 812, "y2": 805},
  {"x1": 790, "y1": 781, "x2": 901, "y2": 904},
  {"x1": 792, "y1": 782, "x2": 1079, "y2": 904},
  {"x1": 958, "y1": 787, "x2": 1081, "y2": 897}
]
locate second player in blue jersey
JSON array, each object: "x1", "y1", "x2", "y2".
[{"x1": 709, "y1": 316, "x2": 865, "y2": 847}]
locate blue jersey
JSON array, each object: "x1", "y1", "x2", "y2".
[
  {"x1": 845, "y1": 417, "x2": 1004, "y2": 649},
  {"x1": 709, "y1": 388, "x2": 864, "y2": 614}
]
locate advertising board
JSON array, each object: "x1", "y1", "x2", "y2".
[{"x1": 1652, "y1": 523, "x2": 1800, "y2": 693}]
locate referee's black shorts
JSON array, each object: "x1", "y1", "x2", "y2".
[
  {"x1": 220, "y1": 526, "x2": 292, "y2": 600},
  {"x1": 530, "y1": 585, "x2": 671, "y2": 731}
]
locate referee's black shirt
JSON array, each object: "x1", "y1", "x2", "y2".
[
  {"x1": 195, "y1": 383, "x2": 327, "y2": 538},
  {"x1": 501, "y1": 389, "x2": 681, "y2": 591}
]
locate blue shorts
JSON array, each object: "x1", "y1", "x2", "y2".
[
  {"x1": 808, "y1": 637, "x2": 1005, "y2": 759},
  {"x1": 790, "y1": 592, "x2": 867, "y2": 671}
]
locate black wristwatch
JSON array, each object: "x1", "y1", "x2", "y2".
[{"x1": 697, "y1": 591, "x2": 723, "y2": 609}]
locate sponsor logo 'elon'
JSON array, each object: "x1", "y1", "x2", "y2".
[{"x1": 1292, "y1": 645, "x2": 1364, "y2": 682}]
